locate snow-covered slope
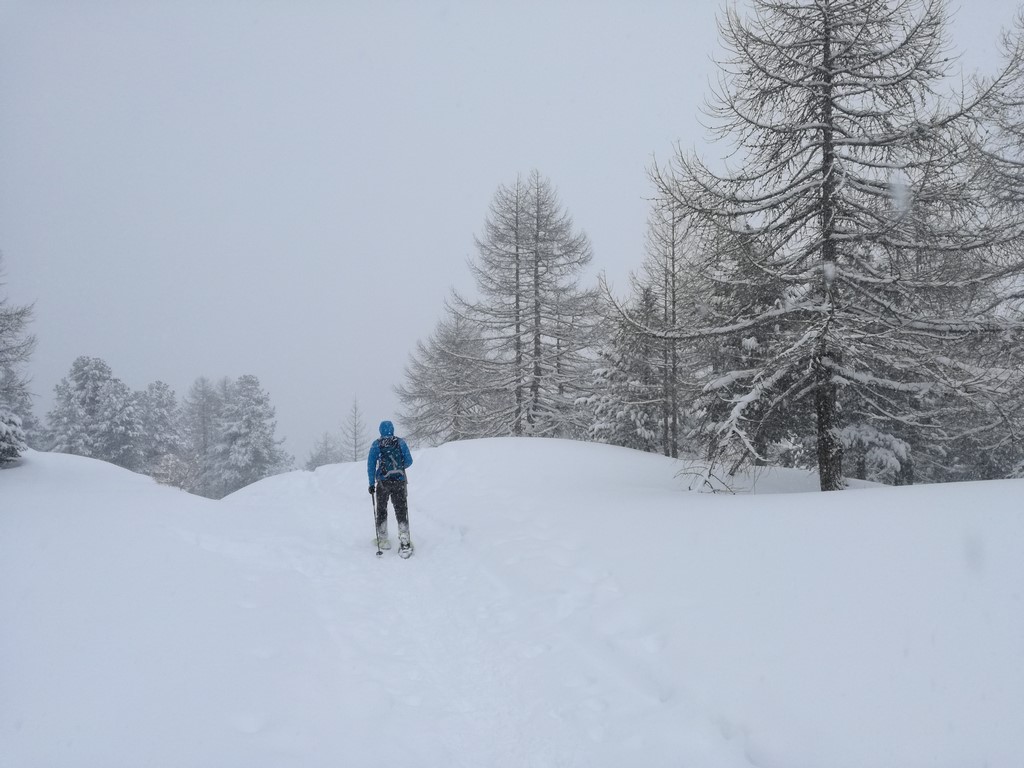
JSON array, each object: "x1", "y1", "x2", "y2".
[{"x1": 2, "y1": 440, "x2": 1022, "y2": 767}]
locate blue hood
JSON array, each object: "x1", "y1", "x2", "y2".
[{"x1": 379, "y1": 420, "x2": 395, "y2": 437}]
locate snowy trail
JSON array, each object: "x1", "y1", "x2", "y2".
[
  {"x1": 219, "y1": 480, "x2": 630, "y2": 765},
  {"x1": 307, "y1": 510, "x2": 542, "y2": 765},
  {"x1": 215, "y1": 449, "x2": 737, "y2": 767}
]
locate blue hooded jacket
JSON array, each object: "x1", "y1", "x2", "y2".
[{"x1": 367, "y1": 420, "x2": 414, "y2": 484}]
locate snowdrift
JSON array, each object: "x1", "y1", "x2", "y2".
[{"x1": 2, "y1": 440, "x2": 1023, "y2": 767}]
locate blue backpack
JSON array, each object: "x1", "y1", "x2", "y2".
[{"x1": 376, "y1": 435, "x2": 406, "y2": 480}]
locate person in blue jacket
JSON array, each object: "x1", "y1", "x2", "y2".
[{"x1": 367, "y1": 420, "x2": 414, "y2": 553}]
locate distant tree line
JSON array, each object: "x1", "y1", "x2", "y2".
[
  {"x1": 397, "y1": 1, "x2": 1024, "y2": 489},
  {"x1": 37, "y1": 356, "x2": 293, "y2": 498},
  {"x1": 3, "y1": 239, "x2": 362, "y2": 487}
]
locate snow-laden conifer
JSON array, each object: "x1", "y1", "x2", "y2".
[
  {"x1": 397, "y1": 310, "x2": 499, "y2": 444},
  {"x1": 0, "y1": 255, "x2": 36, "y2": 462},
  {"x1": 46, "y1": 356, "x2": 143, "y2": 471},
  {"x1": 650, "y1": 0, "x2": 1024, "y2": 489},
  {"x1": 586, "y1": 287, "x2": 668, "y2": 453},
  {"x1": 180, "y1": 376, "x2": 224, "y2": 497},
  {"x1": 305, "y1": 431, "x2": 344, "y2": 470},
  {"x1": 213, "y1": 374, "x2": 292, "y2": 496},
  {"x1": 0, "y1": 409, "x2": 26, "y2": 463},
  {"x1": 339, "y1": 398, "x2": 369, "y2": 462},
  {"x1": 447, "y1": 171, "x2": 599, "y2": 439},
  {"x1": 136, "y1": 381, "x2": 185, "y2": 475}
]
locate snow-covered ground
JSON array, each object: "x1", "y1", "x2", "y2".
[{"x1": 2, "y1": 439, "x2": 1022, "y2": 767}]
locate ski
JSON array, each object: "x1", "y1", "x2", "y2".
[{"x1": 398, "y1": 541, "x2": 414, "y2": 559}]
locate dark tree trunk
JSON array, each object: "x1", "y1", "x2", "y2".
[{"x1": 815, "y1": 10, "x2": 844, "y2": 492}]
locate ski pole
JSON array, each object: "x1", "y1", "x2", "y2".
[{"x1": 372, "y1": 489, "x2": 383, "y2": 557}]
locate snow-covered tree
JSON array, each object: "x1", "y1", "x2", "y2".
[
  {"x1": 1, "y1": 372, "x2": 40, "y2": 448},
  {"x1": 305, "y1": 431, "x2": 344, "y2": 470},
  {"x1": 448, "y1": 170, "x2": 599, "y2": 438},
  {"x1": 46, "y1": 356, "x2": 143, "y2": 470},
  {"x1": 0, "y1": 409, "x2": 26, "y2": 464},
  {"x1": 652, "y1": 0, "x2": 1024, "y2": 489},
  {"x1": 136, "y1": 381, "x2": 185, "y2": 475},
  {"x1": 0, "y1": 256, "x2": 36, "y2": 463},
  {"x1": 180, "y1": 376, "x2": 224, "y2": 497},
  {"x1": 303, "y1": 398, "x2": 365, "y2": 470},
  {"x1": 691, "y1": 222, "x2": 811, "y2": 471},
  {"x1": 979, "y1": 11, "x2": 1024, "y2": 206},
  {"x1": 47, "y1": 359, "x2": 104, "y2": 459},
  {"x1": 947, "y1": 12, "x2": 1024, "y2": 481},
  {"x1": 339, "y1": 397, "x2": 369, "y2": 462},
  {"x1": 1, "y1": 364, "x2": 37, "y2": 455},
  {"x1": 586, "y1": 287, "x2": 666, "y2": 453},
  {"x1": 98, "y1": 376, "x2": 144, "y2": 471},
  {"x1": 627, "y1": 201, "x2": 705, "y2": 457},
  {"x1": 397, "y1": 310, "x2": 503, "y2": 444},
  {"x1": 214, "y1": 374, "x2": 292, "y2": 496},
  {"x1": 635, "y1": 204, "x2": 685, "y2": 457}
]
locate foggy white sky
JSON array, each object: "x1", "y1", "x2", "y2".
[{"x1": 0, "y1": 0, "x2": 1017, "y2": 462}]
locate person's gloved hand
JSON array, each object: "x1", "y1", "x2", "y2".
[{"x1": 368, "y1": 484, "x2": 375, "y2": 494}]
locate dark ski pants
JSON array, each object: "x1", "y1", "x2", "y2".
[{"x1": 375, "y1": 479, "x2": 409, "y2": 532}]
